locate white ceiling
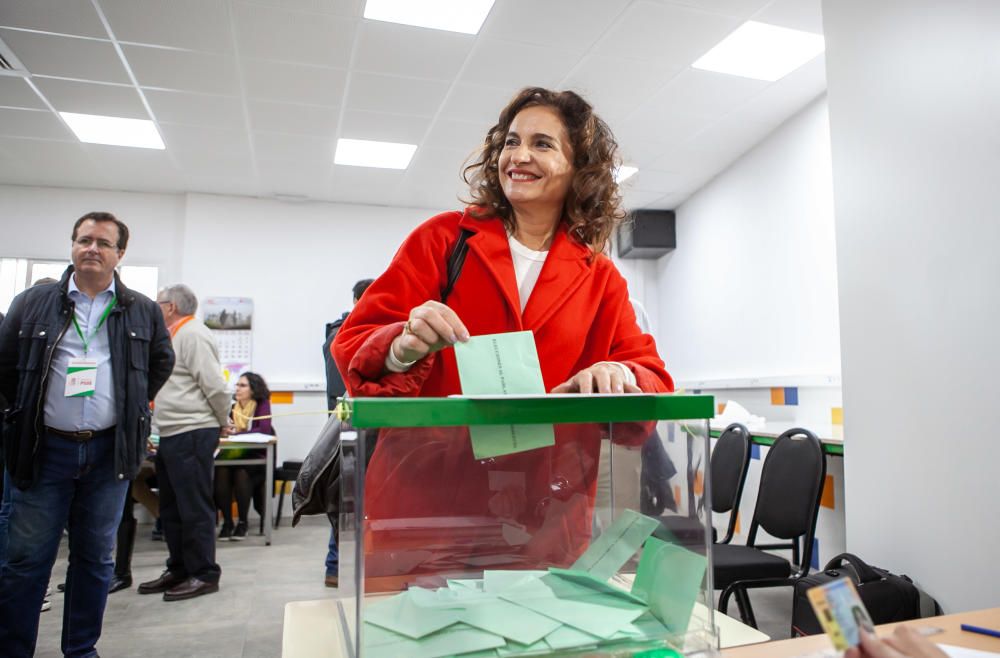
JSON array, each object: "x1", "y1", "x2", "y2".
[{"x1": 0, "y1": 0, "x2": 826, "y2": 211}]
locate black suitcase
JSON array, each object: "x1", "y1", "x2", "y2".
[{"x1": 791, "y1": 553, "x2": 941, "y2": 636}]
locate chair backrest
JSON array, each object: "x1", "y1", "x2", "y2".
[
  {"x1": 746, "y1": 428, "x2": 826, "y2": 571},
  {"x1": 710, "y1": 423, "x2": 752, "y2": 543}
]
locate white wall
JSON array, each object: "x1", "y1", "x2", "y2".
[
  {"x1": 653, "y1": 98, "x2": 840, "y2": 382},
  {"x1": 823, "y1": 0, "x2": 1000, "y2": 611},
  {"x1": 0, "y1": 184, "x2": 185, "y2": 278}
]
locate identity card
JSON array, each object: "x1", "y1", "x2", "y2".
[{"x1": 807, "y1": 577, "x2": 875, "y2": 650}]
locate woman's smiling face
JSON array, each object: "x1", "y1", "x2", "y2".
[{"x1": 498, "y1": 105, "x2": 575, "y2": 216}]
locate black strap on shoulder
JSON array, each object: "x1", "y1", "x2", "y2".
[{"x1": 441, "y1": 228, "x2": 474, "y2": 303}]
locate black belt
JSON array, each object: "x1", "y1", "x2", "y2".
[{"x1": 46, "y1": 426, "x2": 115, "y2": 441}]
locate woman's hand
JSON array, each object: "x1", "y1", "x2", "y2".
[
  {"x1": 845, "y1": 628, "x2": 948, "y2": 658},
  {"x1": 390, "y1": 300, "x2": 470, "y2": 364},
  {"x1": 551, "y1": 363, "x2": 642, "y2": 394}
]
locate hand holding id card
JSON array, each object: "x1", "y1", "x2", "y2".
[{"x1": 807, "y1": 577, "x2": 875, "y2": 650}]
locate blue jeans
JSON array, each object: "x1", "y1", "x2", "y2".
[
  {"x1": 0, "y1": 431, "x2": 129, "y2": 658},
  {"x1": 326, "y1": 524, "x2": 338, "y2": 577}
]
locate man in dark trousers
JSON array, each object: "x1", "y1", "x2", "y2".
[
  {"x1": 0, "y1": 212, "x2": 174, "y2": 657},
  {"x1": 138, "y1": 284, "x2": 230, "y2": 602},
  {"x1": 321, "y1": 278, "x2": 373, "y2": 587}
]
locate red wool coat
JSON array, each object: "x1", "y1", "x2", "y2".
[{"x1": 332, "y1": 209, "x2": 674, "y2": 588}]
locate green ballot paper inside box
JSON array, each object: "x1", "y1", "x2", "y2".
[{"x1": 453, "y1": 331, "x2": 555, "y2": 459}]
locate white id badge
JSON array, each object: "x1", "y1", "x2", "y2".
[{"x1": 65, "y1": 358, "x2": 98, "y2": 397}]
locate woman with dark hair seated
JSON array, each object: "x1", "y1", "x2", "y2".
[
  {"x1": 332, "y1": 87, "x2": 673, "y2": 583},
  {"x1": 215, "y1": 372, "x2": 274, "y2": 540}
]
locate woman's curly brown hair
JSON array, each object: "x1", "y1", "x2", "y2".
[{"x1": 462, "y1": 87, "x2": 626, "y2": 255}]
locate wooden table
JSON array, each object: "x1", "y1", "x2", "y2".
[{"x1": 722, "y1": 607, "x2": 1000, "y2": 657}]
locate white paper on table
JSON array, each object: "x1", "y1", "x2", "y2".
[
  {"x1": 224, "y1": 432, "x2": 272, "y2": 444},
  {"x1": 939, "y1": 645, "x2": 1000, "y2": 658}
]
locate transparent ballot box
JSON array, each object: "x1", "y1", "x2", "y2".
[{"x1": 336, "y1": 394, "x2": 717, "y2": 658}]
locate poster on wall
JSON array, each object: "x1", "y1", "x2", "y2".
[{"x1": 202, "y1": 297, "x2": 253, "y2": 387}]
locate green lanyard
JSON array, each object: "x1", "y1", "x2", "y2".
[{"x1": 72, "y1": 294, "x2": 117, "y2": 355}]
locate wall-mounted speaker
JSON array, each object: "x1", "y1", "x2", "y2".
[{"x1": 616, "y1": 209, "x2": 676, "y2": 259}]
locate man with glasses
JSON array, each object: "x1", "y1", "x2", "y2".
[
  {"x1": 0, "y1": 211, "x2": 174, "y2": 657},
  {"x1": 138, "y1": 284, "x2": 229, "y2": 602}
]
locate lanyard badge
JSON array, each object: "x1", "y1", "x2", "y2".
[
  {"x1": 65, "y1": 358, "x2": 99, "y2": 397},
  {"x1": 65, "y1": 295, "x2": 116, "y2": 398}
]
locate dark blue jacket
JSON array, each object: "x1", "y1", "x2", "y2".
[{"x1": 0, "y1": 266, "x2": 174, "y2": 489}]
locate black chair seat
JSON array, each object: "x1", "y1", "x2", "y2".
[
  {"x1": 655, "y1": 515, "x2": 717, "y2": 548},
  {"x1": 712, "y1": 543, "x2": 791, "y2": 590}
]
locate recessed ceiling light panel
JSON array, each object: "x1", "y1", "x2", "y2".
[
  {"x1": 615, "y1": 165, "x2": 639, "y2": 184},
  {"x1": 363, "y1": 0, "x2": 495, "y2": 35},
  {"x1": 692, "y1": 21, "x2": 825, "y2": 82},
  {"x1": 335, "y1": 138, "x2": 417, "y2": 169},
  {"x1": 59, "y1": 112, "x2": 165, "y2": 149}
]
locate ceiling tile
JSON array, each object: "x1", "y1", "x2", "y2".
[
  {"x1": 145, "y1": 89, "x2": 246, "y2": 128},
  {"x1": 423, "y1": 118, "x2": 489, "y2": 154},
  {"x1": 621, "y1": 187, "x2": 671, "y2": 211},
  {"x1": 241, "y1": 59, "x2": 347, "y2": 106},
  {"x1": 354, "y1": 20, "x2": 473, "y2": 81},
  {"x1": 99, "y1": 0, "x2": 233, "y2": 54},
  {"x1": 594, "y1": 1, "x2": 739, "y2": 66},
  {"x1": 346, "y1": 72, "x2": 450, "y2": 117},
  {"x1": 653, "y1": 0, "x2": 769, "y2": 19},
  {"x1": 247, "y1": 100, "x2": 338, "y2": 135},
  {"x1": 232, "y1": 3, "x2": 354, "y2": 67},
  {"x1": 459, "y1": 39, "x2": 579, "y2": 90},
  {"x1": 253, "y1": 131, "x2": 335, "y2": 162},
  {"x1": 645, "y1": 68, "x2": 769, "y2": 120},
  {"x1": 182, "y1": 174, "x2": 261, "y2": 198},
  {"x1": 437, "y1": 83, "x2": 514, "y2": 123},
  {"x1": 731, "y1": 56, "x2": 826, "y2": 126},
  {"x1": 330, "y1": 165, "x2": 406, "y2": 204},
  {"x1": 159, "y1": 124, "x2": 252, "y2": 158},
  {"x1": 256, "y1": 158, "x2": 332, "y2": 197},
  {"x1": 235, "y1": 0, "x2": 363, "y2": 16},
  {"x1": 627, "y1": 168, "x2": 689, "y2": 194},
  {"x1": 33, "y1": 77, "x2": 148, "y2": 119},
  {"x1": 172, "y1": 150, "x2": 256, "y2": 180},
  {"x1": 0, "y1": 76, "x2": 46, "y2": 110},
  {"x1": 340, "y1": 110, "x2": 430, "y2": 144},
  {"x1": 0, "y1": 29, "x2": 129, "y2": 84},
  {"x1": 0, "y1": 0, "x2": 107, "y2": 39},
  {"x1": 405, "y1": 147, "x2": 470, "y2": 186},
  {"x1": 563, "y1": 54, "x2": 683, "y2": 128},
  {"x1": 752, "y1": 0, "x2": 824, "y2": 33},
  {"x1": 0, "y1": 136, "x2": 105, "y2": 187},
  {"x1": 0, "y1": 108, "x2": 74, "y2": 141},
  {"x1": 482, "y1": 0, "x2": 630, "y2": 54},
  {"x1": 124, "y1": 44, "x2": 241, "y2": 95},
  {"x1": 81, "y1": 144, "x2": 187, "y2": 190}
]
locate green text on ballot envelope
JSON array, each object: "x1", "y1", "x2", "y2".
[{"x1": 454, "y1": 330, "x2": 555, "y2": 459}]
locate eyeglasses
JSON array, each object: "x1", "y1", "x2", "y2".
[{"x1": 74, "y1": 237, "x2": 118, "y2": 250}]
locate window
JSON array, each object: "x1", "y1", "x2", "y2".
[{"x1": 0, "y1": 258, "x2": 159, "y2": 314}]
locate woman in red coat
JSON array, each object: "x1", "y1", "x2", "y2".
[{"x1": 333, "y1": 87, "x2": 674, "y2": 588}]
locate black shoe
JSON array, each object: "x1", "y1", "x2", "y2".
[
  {"x1": 57, "y1": 583, "x2": 65, "y2": 593},
  {"x1": 151, "y1": 519, "x2": 163, "y2": 541},
  {"x1": 109, "y1": 574, "x2": 132, "y2": 593},
  {"x1": 232, "y1": 521, "x2": 248, "y2": 541},
  {"x1": 137, "y1": 570, "x2": 187, "y2": 595},
  {"x1": 218, "y1": 523, "x2": 234, "y2": 540},
  {"x1": 163, "y1": 577, "x2": 219, "y2": 602}
]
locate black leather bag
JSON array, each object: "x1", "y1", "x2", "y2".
[{"x1": 792, "y1": 553, "x2": 942, "y2": 636}]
